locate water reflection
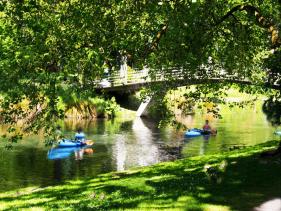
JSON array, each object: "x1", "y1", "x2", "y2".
[
  {"x1": 114, "y1": 135, "x2": 127, "y2": 171},
  {"x1": 112, "y1": 118, "x2": 161, "y2": 171},
  {"x1": 0, "y1": 104, "x2": 278, "y2": 192},
  {"x1": 48, "y1": 147, "x2": 81, "y2": 160},
  {"x1": 47, "y1": 146, "x2": 94, "y2": 160},
  {"x1": 132, "y1": 117, "x2": 160, "y2": 167}
]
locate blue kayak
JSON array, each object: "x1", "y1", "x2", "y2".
[
  {"x1": 185, "y1": 129, "x2": 211, "y2": 138},
  {"x1": 58, "y1": 139, "x2": 86, "y2": 147},
  {"x1": 47, "y1": 147, "x2": 82, "y2": 160}
]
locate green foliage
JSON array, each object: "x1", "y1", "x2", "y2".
[
  {"x1": 0, "y1": 0, "x2": 281, "y2": 141},
  {"x1": 59, "y1": 93, "x2": 119, "y2": 119},
  {"x1": 88, "y1": 97, "x2": 119, "y2": 119}
]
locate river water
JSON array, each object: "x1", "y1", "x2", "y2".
[{"x1": 0, "y1": 105, "x2": 279, "y2": 192}]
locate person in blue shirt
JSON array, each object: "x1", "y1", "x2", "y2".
[{"x1": 74, "y1": 128, "x2": 86, "y2": 142}]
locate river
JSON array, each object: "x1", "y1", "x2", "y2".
[{"x1": 0, "y1": 105, "x2": 279, "y2": 192}]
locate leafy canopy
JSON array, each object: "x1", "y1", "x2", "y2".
[{"x1": 0, "y1": 0, "x2": 281, "y2": 143}]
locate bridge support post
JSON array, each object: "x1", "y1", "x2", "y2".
[{"x1": 136, "y1": 96, "x2": 152, "y2": 117}]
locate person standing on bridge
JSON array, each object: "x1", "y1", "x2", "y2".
[{"x1": 120, "y1": 52, "x2": 128, "y2": 84}]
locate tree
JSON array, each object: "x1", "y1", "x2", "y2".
[{"x1": 0, "y1": 0, "x2": 280, "y2": 144}]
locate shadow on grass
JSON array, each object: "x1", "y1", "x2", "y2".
[{"x1": 1, "y1": 141, "x2": 281, "y2": 210}]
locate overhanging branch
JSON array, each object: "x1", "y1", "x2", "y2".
[
  {"x1": 215, "y1": 4, "x2": 280, "y2": 48},
  {"x1": 143, "y1": 23, "x2": 168, "y2": 57}
]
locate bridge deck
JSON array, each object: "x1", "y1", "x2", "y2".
[{"x1": 94, "y1": 67, "x2": 250, "y2": 92}]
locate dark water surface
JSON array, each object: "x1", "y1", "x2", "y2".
[{"x1": 0, "y1": 106, "x2": 279, "y2": 192}]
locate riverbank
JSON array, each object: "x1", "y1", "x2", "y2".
[{"x1": 1, "y1": 140, "x2": 281, "y2": 211}]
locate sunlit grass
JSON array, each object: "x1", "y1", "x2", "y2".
[{"x1": 0, "y1": 140, "x2": 280, "y2": 210}]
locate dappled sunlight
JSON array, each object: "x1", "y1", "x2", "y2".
[
  {"x1": 146, "y1": 175, "x2": 178, "y2": 182},
  {"x1": 202, "y1": 204, "x2": 230, "y2": 211},
  {"x1": 138, "y1": 195, "x2": 201, "y2": 210},
  {"x1": 3, "y1": 197, "x2": 54, "y2": 209},
  {"x1": 254, "y1": 198, "x2": 281, "y2": 211},
  {"x1": 0, "y1": 0, "x2": 281, "y2": 209},
  {"x1": 1, "y1": 141, "x2": 281, "y2": 210}
]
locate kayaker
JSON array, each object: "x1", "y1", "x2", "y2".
[
  {"x1": 75, "y1": 128, "x2": 86, "y2": 142},
  {"x1": 202, "y1": 120, "x2": 211, "y2": 132},
  {"x1": 202, "y1": 120, "x2": 217, "y2": 135}
]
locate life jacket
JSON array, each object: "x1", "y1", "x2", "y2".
[{"x1": 75, "y1": 132, "x2": 86, "y2": 141}]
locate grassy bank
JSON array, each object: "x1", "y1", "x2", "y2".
[{"x1": 1, "y1": 141, "x2": 281, "y2": 211}]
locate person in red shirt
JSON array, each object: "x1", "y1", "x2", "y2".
[
  {"x1": 202, "y1": 120, "x2": 217, "y2": 135},
  {"x1": 203, "y1": 120, "x2": 211, "y2": 132}
]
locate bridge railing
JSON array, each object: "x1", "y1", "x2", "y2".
[
  {"x1": 95, "y1": 67, "x2": 187, "y2": 88},
  {"x1": 94, "y1": 66, "x2": 246, "y2": 88}
]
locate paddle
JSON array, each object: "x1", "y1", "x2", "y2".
[{"x1": 84, "y1": 140, "x2": 94, "y2": 146}]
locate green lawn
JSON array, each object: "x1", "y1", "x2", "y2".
[{"x1": 1, "y1": 141, "x2": 281, "y2": 211}]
